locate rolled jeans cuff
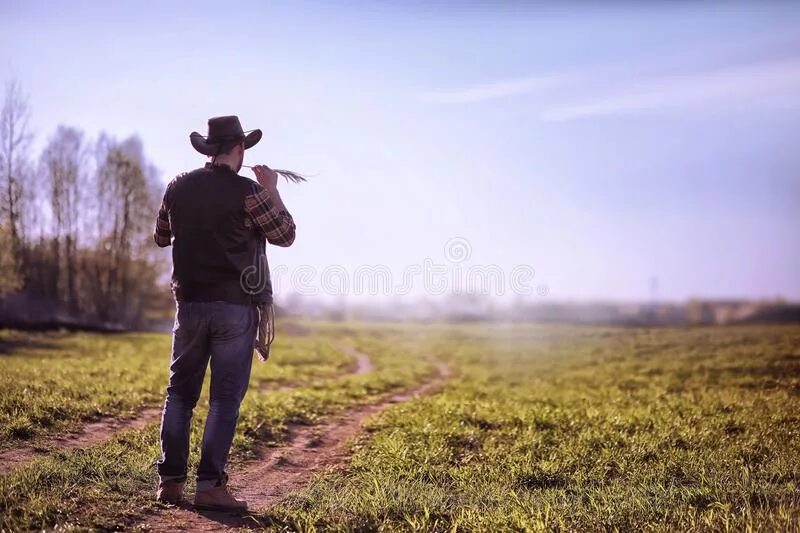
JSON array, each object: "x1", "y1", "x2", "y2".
[
  {"x1": 159, "y1": 473, "x2": 186, "y2": 484},
  {"x1": 196, "y1": 477, "x2": 224, "y2": 492}
]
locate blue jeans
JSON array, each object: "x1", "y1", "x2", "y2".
[{"x1": 157, "y1": 301, "x2": 257, "y2": 490}]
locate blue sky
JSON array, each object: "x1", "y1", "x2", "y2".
[{"x1": 2, "y1": 1, "x2": 799, "y2": 301}]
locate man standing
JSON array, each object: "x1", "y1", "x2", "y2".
[{"x1": 153, "y1": 116, "x2": 296, "y2": 511}]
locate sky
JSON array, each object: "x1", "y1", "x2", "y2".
[{"x1": 1, "y1": 0, "x2": 799, "y2": 302}]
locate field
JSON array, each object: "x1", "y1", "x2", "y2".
[{"x1": 0, "y1": 323, "x2": 798, "y2": 531}]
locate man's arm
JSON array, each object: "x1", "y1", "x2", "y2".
[
  {"x1": 153, "y1": 181, "x2": 173, "y2": 247},
  {"x1": 244, "y1": 172, "x2": 296, "y2": 247}
]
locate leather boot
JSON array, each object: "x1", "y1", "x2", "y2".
[
  {"x1": 194, "y1": 478, "x2": 247, "y2": 512},
  {"x1": 156, "y1": 479, "x2": 186, "y2": 504}
]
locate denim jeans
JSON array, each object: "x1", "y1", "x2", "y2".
[{"x1": 157, "y1": 301, "x2": 257, "y2": 490}]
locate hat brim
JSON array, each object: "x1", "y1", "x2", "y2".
[{"x1": 190, "y1": 129, "x2": 262, "y2": 156}]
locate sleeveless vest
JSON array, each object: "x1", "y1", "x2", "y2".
[{"x1": 166, "y1": 164, "x2": 271, "y2": 304}]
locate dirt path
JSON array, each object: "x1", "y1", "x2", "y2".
[
  {"x1": 0, "y1": 407, "x2": 163, "y2": 475},
  {"x1": 0, "y1": 343, "x2": 372, "y2": 476},
  {"x1": 139, "y1": 360, "x2": 450, "y2": 531},
  {"x1": 335, "y1": 343, "x2": 374, "y2": 375},
  {"x1": 261, "y1": 343, "x2": 372, "y2": 392}
]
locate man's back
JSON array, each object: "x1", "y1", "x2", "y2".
[{"x1": 165, "y1": 164, "x2": 266, "y2": 303}]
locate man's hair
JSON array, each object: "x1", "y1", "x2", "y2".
[{"x1": 212, "y1": 141, "x2": 244, "y2": 158}]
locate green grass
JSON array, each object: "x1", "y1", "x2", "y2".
[
  {"x1": 0, "y1": 324, "x2": 798, "y2": 531},
  {"x1": 0, "y1": 328, "x2": 355, "y2": 448},
  {"x1": 0, "y1": 325, "x2": 435, "y2": 530},
  {"x1": 264, "y1": 324, "x2": 800, "y2": 532},
  {"x1": 0, "y1": 330, "x2": 170, "y2": 445}
]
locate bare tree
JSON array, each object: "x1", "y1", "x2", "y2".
[
  {"x1": 40, "y1": 126, "x2": 85, "y2": 313},
  {"x1": 0, "y1": 79, "x2": 32, "y2": 262},
  {"x1": 92, "y1": 135, "x2": 161, "y2": 323}
]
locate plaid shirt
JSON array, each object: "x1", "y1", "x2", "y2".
[{"x1": 154, "y1": 176, "x2": 296, "y2": 248}]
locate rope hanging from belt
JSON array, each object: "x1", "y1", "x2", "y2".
[{"x1": 254, "y1": 302, "x2": 275, "y2": 362}]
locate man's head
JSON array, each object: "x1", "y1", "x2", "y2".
[
  {"x1": 189, "y1": 115, "x2": 262, "y2": 173},
  {"x1": 211, "y1": 141, "x2": 245, "y2": 173}
]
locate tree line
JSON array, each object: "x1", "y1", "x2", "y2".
[{"x1": 0, "y1": 79, "x2": 171, "y2": 330}]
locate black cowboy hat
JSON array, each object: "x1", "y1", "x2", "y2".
[{"x1": 189, "y1": 115, "x2": 262, "y2": 156}]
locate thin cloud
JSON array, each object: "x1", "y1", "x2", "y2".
[
  {"x1": 540, "y1": 58, "x2": 800, "y2": 121},
  {"x1": 419, "y1": 73, "x2": 575, "y2": 104}
]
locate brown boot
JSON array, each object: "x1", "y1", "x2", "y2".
[
  {"x1": 156, "y1": 479, "x2": 186, "y2": 504},
  {"x1": 193, "y1": 479, "x2": 247, "y2": 512}
]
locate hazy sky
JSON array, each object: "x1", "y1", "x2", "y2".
[{"x1": 2, "y1": 1, "x2": 799, "y2": 301}]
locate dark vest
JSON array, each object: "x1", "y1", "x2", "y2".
[{"x1": 166, "y1": 163, "x2": 271, "y2": 304}]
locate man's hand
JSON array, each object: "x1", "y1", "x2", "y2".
[{"x1": 252, "y1": 165, "x2": 278, "y2": 192}]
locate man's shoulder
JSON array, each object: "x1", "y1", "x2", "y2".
[
  {"x1": 169, "y1": 167, "x2": 259, "y2": 196},
  {"x1": 235, "y1": 174, "x2": 260, "y2": 192},
  {"x1": 225, "y1": 171, "x2": 261, "y2": 195},
  {"x1": 178, "y1": 166, "x2": 210, "y2": 180},
  {"x1": 167, "y1": 167, "x2": 203, "y2": 186}
]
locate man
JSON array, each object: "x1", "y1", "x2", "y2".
[{"x1": 152, "y1": 115, "x2": 296, "y2": 511}]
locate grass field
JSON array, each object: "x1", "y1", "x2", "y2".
[
  {"x1": 0, "y1": 323, "x2": 798, "y2": 531},
  {"x1": 0, "y1": 329, "x2": 357, "y2": 449}
]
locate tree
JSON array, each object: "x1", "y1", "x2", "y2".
[
  {"x1": 0, "y1": 78, "x2": 170, "y2": 329},
  {"x1": 0, "y1": 79, "x2": 32, "y2": 268},
  {"x1": 40, "y1": 126, "x2": 86, "y2": 312},
  {"x1": 92, "y1": 135, "x2": 161, "y2": 323},
  {"x1": 0, "y1": 225, "x2": 22, "y2": 296}
]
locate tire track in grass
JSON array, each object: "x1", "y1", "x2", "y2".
[
  {"x1": 0, "y1": 407, "x2": 164, "y2": 475},
  {"x1": 334, "y1": 343, "x2": 374, "y2": 376},
  {"x1": 139, "y1": 355, "x2": 450, "y2": 532},
  {"x1": 0, "y1": 343, "x2": 371, "y2": 475},
  {"x1": 265, "y1": 343, "x2": 373, "y2": 392}
]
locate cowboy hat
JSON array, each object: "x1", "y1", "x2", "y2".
[{"x1": 189, "y1": 115, "x2": 262, "y2": 156}]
